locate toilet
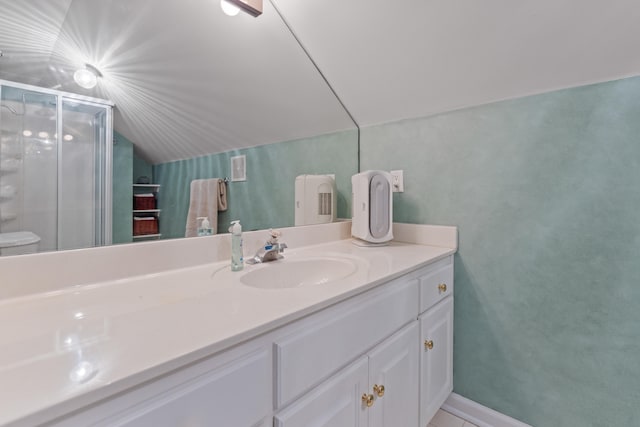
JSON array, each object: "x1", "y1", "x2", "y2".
[{"x1": 0, "y1": 231, "x2": 41, "y2": 256}]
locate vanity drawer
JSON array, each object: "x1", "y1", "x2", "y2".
[
  {"x1": 52, "y1": 347, "x2": 272, "y2": 427},
  {"x1": 419, "y1": 257, "x2": 453, "y2": 313},
  {"x1": 274, "y1": 276, "x2": 419, "y2": 408}
]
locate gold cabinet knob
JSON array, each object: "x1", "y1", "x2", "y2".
[
  {"x1": 424, "y1": 339, "x2": 434, "y2": 350},
  {"x1": 362, "y1": 393, "x2": 375, "y2": 407},
  {"x1": 438, "y1": 283, "x2": 447, "y2": 293},
  {"x1": 373, "y1": 384, "x2": 385, "y2": 397}
]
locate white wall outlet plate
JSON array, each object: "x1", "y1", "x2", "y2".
[{"x1": 390, "y1": 170, "x2": 404, "y2": 192}]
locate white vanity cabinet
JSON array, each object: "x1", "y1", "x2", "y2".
[
  {"x1": 274, "y1": 322, "x2": 420, "y2": 427},
  {"x1": 39, "y1": 254, "x2": 454, "y2": 427},
  {"x1": 273, "y1": 275, "x2": 419, "y2": 408},
  {"x1": 49, "y1": 346, "x2": 272, "y2": 427},
  {"x1": 272, "y1": 265, "x2": 427, "y2": 427},
  {"x1": 418, "y1": 257, "x2": 454, "y2": 427}
]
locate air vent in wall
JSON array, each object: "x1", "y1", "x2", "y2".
[{"x1": 317, "y1": 192, "x2": 332, "y2": 215}]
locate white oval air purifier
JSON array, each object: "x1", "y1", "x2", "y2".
[{"x1": 351, "y1": 170, "x2": 393, "y2": 245}]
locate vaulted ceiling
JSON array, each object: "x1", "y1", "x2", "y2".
[{"x1": 1, "y1": 0, "x2": 639, "y2": 164}]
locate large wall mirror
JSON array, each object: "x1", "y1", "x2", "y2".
[{"x1": 0, "y1": 0, "x2": 358, "y2": 257}]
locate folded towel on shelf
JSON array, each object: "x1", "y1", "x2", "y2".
[{"x1": 185, "y1": 178, "x2": 227, "y2": 237}]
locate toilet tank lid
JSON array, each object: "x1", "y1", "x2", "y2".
[{"x1": 0, "y1": 231, "x2": 41, "y2": 248}]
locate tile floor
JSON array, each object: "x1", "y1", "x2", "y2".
[{"x1": 428, "y1": 409, "x2": 478, "y2": 427}]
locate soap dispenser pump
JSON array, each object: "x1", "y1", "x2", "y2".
[{"x1": 229, "y1": 220, "x2": 244, "y2": 271}]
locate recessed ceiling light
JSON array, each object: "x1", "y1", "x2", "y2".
[
  {"x1": 74, "y1": 64, "x2": 102, "y2": 89},
  {"x1": 220, "y1": 0, "x2": 240, "y2": 16},
  {"x1": 220, "y1": 0, "x2": 262, "y2": 17}
]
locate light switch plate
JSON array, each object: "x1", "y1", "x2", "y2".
[{"x1": 390, "y1": 170, "x2": 404, "y2": 192}]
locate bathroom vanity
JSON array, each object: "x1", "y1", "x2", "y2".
[{"x1": 0, "y1": 222, "x2": 456, "y2": 427}]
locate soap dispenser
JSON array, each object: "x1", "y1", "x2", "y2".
[
  {"x1": 197, "y1": 217, "x2": 213, "y2": 236},
  {"x1": 229, "y1": 220, "x2": 244, "y2": 271}
]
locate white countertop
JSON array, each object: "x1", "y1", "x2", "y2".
[{"x1": 0, "y1": 223, "x2": 456, "y2": 427}]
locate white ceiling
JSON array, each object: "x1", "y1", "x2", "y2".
[
  {"x1": 274, "y1": 0, "x2": 640, "y2": 126},
  {"x1": 2, "y1": 0, "x2": 639, "y2": 163},
  {"x1": 0, "y1": 0, "x2": 354, "y2": 164}
]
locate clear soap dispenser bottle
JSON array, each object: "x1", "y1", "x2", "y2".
[
  {"x1": 229, "y1": 220, "x2": 244, "y2": 271},
  {"x1": 197, "y1": 217, "x2": 213, "y2": 236}
]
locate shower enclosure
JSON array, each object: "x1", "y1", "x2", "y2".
[{"x1": 0, "y1": 80, "x2": 113, "y2": 254}]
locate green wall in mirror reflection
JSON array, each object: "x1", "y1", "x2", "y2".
[
  {"x1": 153, "y1": 129, "x2": 358, "y2": 238},
  {"x1": 112, "y1": 132, "x2": 155, "y2": 244}
]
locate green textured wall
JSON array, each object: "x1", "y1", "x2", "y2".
[
  {"x1": 112, "y1": 132, "x2": 133, "y2": 244},
  {"x1": 133, "y1": 152, "x2": 153, "y2": 184},
  {"x1": 361, "y1": 76, "x2": 640, "y2": 426},
  {"x1": 154, "y1": 129, "x2": 357, "y2": 238}
]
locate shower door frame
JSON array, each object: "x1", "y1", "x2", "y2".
[{"x1": 0, "y1": 79, "x2": 114, "y2": 248}]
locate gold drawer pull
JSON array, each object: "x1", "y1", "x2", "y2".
[
  {"x1": 424, "y1": 340, "x2": 434, "y2": 350},
  {"x1": 362, "y1": 393, "x2": 374, "y2": 407},
  {"x1": 373, "y1": 384, "x2": 385, "y2": 397},
  {"x1": 438, "y1": 283, "x2": 447, "y2": 293}
]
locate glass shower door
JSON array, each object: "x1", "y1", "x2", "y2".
[
  {"x1": 1, "y1": 86, "x2": 59, "y2": 251},
  {"x1": 0, "y1": 80, "x2": 112, "y2": 255},
  {"x1": 58, "y1": 99, "x2": 112, "y2": 250}
]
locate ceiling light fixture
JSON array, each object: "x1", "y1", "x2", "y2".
[
  {"x1": 73, "y1": 64, "x2": 103, "y2": 89},
  {"x1": 220, "y1": 0, "x2": 240, "y2": 16},
  {"x1": 220, "y1": 0, "x2": 262, "y2": 17}
]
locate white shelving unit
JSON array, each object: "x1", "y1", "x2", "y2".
[{"x1": 133, "y1": 184, "x2": 161, "y2": 240}]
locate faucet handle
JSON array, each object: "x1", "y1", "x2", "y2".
[{"x1": 268, "y1": 229, "x2": 281, "y2": 244}]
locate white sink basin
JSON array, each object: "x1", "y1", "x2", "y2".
[{"x1": 240, "y1": 257, "x2": 358, "y2": 289}]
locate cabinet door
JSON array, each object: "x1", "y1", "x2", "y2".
[
  {"x1": 368, "y1": 321, "x2": 420, "y2": 427},
  {"x1": 419, "y1": 296, "x2": 453, "y2": 427},
  {"x1": 275, "y1": 277, "x2": 418, "y2": 407},
  {"x1": 274, "y1": 357, "x2": 369, "y2": 427}
]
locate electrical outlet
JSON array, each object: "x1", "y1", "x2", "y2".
[{"x1": 390, "y1": 170, "x2": 404, "y2": 192}]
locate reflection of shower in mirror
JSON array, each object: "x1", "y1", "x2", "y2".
[{"x1": 0, "y1": 79, "x2": 113, "y2": 256}]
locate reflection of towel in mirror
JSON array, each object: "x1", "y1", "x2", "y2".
[
  {"x1": 185, "y1": 178, "x2": 228, "y2": 237},
  {"x1": 217, "y1": 179, "x2": 228, "y2": 212}
]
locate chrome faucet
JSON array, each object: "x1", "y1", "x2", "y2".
[{"x1": 246, "y1": 230, "x2": 287, "y2": 264}]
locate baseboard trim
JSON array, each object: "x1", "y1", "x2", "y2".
[{"x1": 441, "y1": 393, "x2": 532, "y2": 427}]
